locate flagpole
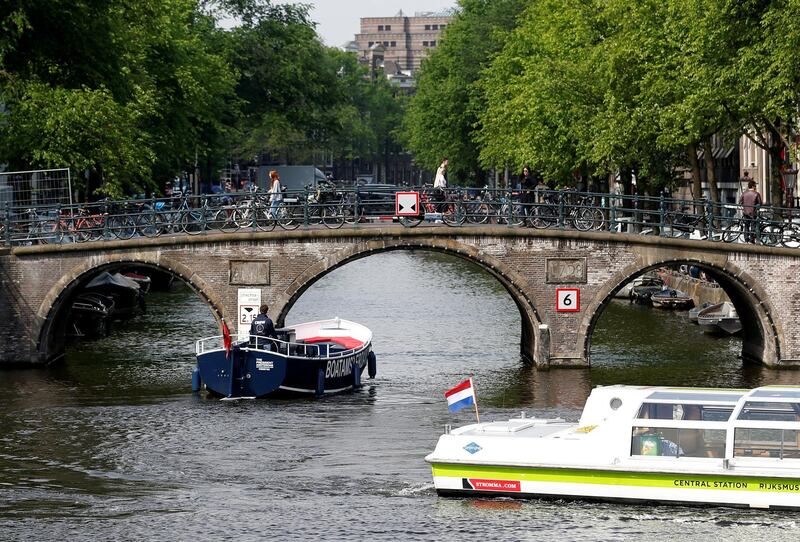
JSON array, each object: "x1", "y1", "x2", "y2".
[{"x1": 470, "y1": 375, "x2": 480, "y2": 423}]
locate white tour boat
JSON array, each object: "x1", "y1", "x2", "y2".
[{"x1": 426, "y1": 385, "x2": 800, "y2": 509}]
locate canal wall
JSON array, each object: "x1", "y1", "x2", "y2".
[{"x1": 662, "y1": 271, "x2": 729, "y2": 306}]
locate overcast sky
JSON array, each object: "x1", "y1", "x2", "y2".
[{"x1": 279, "y1": 1, "x2": 459, "y2": 47}]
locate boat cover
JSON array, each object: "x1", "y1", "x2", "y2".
[
  {"x1": 302, "y1": 336, "x2": 363, "y2": 350},
  {"x1": 85, "y1": 272, "x2": 141, "y2": 291}
]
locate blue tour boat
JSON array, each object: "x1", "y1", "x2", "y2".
[{"x1": 193, "y1": 318, "x2": 375, "y2": 398}]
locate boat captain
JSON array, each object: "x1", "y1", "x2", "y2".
[{"x1": 250, "y1": 304, "x2": 276, "y2": 348}]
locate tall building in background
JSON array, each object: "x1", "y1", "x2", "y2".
[{"x1": 353, "y1": 10, "x2": 453, "y2": 75}]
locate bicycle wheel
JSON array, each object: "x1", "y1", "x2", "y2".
[
  {"x1": 573, "y1": 207, "x2": 600, "y2": 231},
  {"x1": 322, "y1": 205, "x2": 345, "y2": 229},
  {"x1": 74, "y1": 220, "x2": 92, "y2": 242},
  {"x1": 442, "y1": 202, "x2": 465, "y2": 226},
  {"x1": 255, "y1": 206, "x2": 276, "y2": 232},
  {"x1": 721, "y1": 221, "x2": 742, "y2": 243},
  {"x1": 112, "y1": 215, "x2": 137, "y2": 240},
  {"x1": 530, "y1": 205, "x2": 557, "y2": 229},
  {"x1": 181, "y1": 210, "x2": 204, "y2": 234},
  {"x1": 465, "y1": 202, "x2": 490, "y2": 224},
  {"x1": 231, "y1": 203, "x2": 252, "y2": 229},
  {"x1": 759, "y1": 224, "x2": 782, "y2": 246},
  {"x1": 277, "y1": 203, "x2": 300, "y2": 230},
  {"x1": 781, "y1": 222, "x2": 800, "y2": 248}
]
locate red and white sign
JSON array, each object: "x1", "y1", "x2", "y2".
[
  {"x1": 395, "y1": 191, "x2": 420, "y2": 216},
  {"x1": 556, "y1": 288, "x2": 580, "y2": 312},
  {"x1": 468, "y1": 478, "x2": 521, "y2": 492}
]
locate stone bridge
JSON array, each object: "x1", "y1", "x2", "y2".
[{"x1": 2, "y1": 226, "x2": 799, "y2": 369}]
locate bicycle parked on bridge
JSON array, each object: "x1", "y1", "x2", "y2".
[{"x1": 398, "y1": 186, "x2": 465, "y2": 227}]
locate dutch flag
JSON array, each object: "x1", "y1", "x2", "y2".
[{"x1": 445, "y1": 377, "x2": 476, "y2": 413}]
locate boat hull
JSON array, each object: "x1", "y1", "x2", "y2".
[
  {"x1": 430, "y1": 462, "x2": 800, "y2": 509},
  {"x1": 197, "y1": 344, "x2": 372, "y2": 398}
]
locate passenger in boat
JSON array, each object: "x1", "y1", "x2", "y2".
[{"x1": 249, "y1": 304, "x2": 276, "y2": 349}]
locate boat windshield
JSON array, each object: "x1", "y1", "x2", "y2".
[{"x1": 636, "y1": 403, "x2": 733, "y2": 422}]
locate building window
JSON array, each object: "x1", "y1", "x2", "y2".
[
  {"x1": 385, "y1": 25, "x2": 391, "y2": 31},
  {"x1": 432, "y1": 24, "x2": 439, "y2": 30},
  {"x1": 383, "y1": 41, "x2": 389, "y2": 47},
  {"x1": 378, "y1": 25, "x2": 384, "y2": 31},
  {"x1": 424, "y1": 24, "x2": 430, "y2": 30},
  {"x1": 430, "y1": 40, "x2": 436, "y2": 47},
  {"x1": 422, "y1": 41, "x2": 429, "y2": 47},
  {"x1": 390, "y1": 41, "x2": 396, "y2": 47},
  {"x1": 441, "y1": 24, "x2": 447, "y2": 29},
  {"x1": 368, "y1": 41, "x2": 374, "y2": 47}
]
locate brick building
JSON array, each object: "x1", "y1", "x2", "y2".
[{"x1": 354, "y1": 10, "x2": 453, "y2": 74}]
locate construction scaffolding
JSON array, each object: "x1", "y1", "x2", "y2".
[{"x1": 0, "y1": 168, "x2": 73, "y2": 209}]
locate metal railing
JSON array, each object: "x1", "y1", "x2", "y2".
[
  {"x1": 195, "y1": 334, "x2": 363, "y2": 359},
  {"x1": 3, "y1": 186, "x2": 799, "y2": 249}
]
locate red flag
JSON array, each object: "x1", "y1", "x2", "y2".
[{"x1": 221, "y1": 320, "x2": 232, "y2": 358}]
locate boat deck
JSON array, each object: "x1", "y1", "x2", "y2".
[{"x1": 453, "y1": 418, "x2": 573, "y2": 439}]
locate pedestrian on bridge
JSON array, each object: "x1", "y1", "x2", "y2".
[
  {"x1": 739, "y1": 180, "x2": 762, "y2": 243},
  {"x1": 268, "y1": 170, "x2": 283, "y2": 218}
]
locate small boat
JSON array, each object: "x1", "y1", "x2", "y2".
[
  {"x1": 616, "y1": 274, "x2": 663, "y2": 299},
  {"x1": 630, "y1": 281, "x2": 665, "y2": 304},
  {"x1": 194, "y1": 318, "x2": 376, "y2": 398},
  {"x1": 651, "y1": 288, "x2": 694, "y2": 309},
  {"x1": 84, "y1": 272, "x2": 144, "y2": 320},
  {"x1": 426, "y1": 385, "x2": 800, "y2": 509},
  {"x1": 67, "y1": 293, "x2": 115, "y2": 339},
  {"x1": 122, "y1": 271, "x2": 151, "y2": 293},
  {"x1": 697, "y1": 302, "x2": 742, "y2": 335},
  {"x1": 688, "y1": 301, "x2": 713, "y2": 323}
]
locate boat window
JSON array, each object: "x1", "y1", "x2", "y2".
[
  {"x1": 736, "y1": 401, "x2": 800, "y2": 422},
  {"x1": 631, "y1": 427, "x2": 726, "y2": 458},
  {"x1": 734, "y1": 428, "x2": 800, "y2": 459},
  {"x1": 636, "y1": 403, "x2": 732, "y2": 422}
]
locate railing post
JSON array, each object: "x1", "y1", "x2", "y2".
[
  {"x1": 609, "y1": 200, "x2": 617, "y2": 233},
  {"x1": 303, "y1": 187, "x2": 309, "y2": 228},
  {"x1": 633, "y1": 195, "x2": 640, "y2": 233},
  {"x1": 148, "y1": 195, "x2": 157, "y2": 236},
  {"x1": 102, "y1": 201, "x2": 110, "y2": 240},
  {"x1": 558, "y1": 191, "x2": 565, "y2": 229},
  {"x1": 705, "y1": 199, "x2": 713, "y2": 240},
  {"x1": 56, "y1": 203, "x2": 62, "y2": 243},
  {"x1": 200, "y1": 195, "x2": 208, "y2": 232},
  {"x1": 354, "y1": 185, "x2": 360, "y2": 227},
  {"x1": 754, "y1": 204, "x2": 761, "y2": 243},
  {"x1": 507, "y1": 190, "x2": 513, "y2": 227},
  {"x1": 658, "y1": 195, "x2": 666, "y2": 237},
  {"x1": 4, "y1": 202, "x2": 11, "y2": 246}
]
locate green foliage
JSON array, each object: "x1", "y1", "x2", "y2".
[{"x1": 404, "y1": 0, "x2": 528, "y2": 184}]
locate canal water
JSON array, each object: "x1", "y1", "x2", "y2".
[{"x1": 1, "y1": 252, "x2": 798, "y2": 541}]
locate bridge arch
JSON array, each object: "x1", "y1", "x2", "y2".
[
  {"x1": 272, "y1": 237, "x2": 546, "y2": 363},
  {"x1": 581, "y1": 257, "x2": 781, "y2": 367},
  {"x1": 35, "y1": 254, "x2": 225, "y2": 364}
]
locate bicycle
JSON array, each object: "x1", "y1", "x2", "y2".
[
  {"x1": 721, "y1": 207, "x2": 782, "y2": 246},
  {"x1": 530, "y1": 191, "x2": 603, "y2": 230},
  {"x1": 399, "y1": 187, "x2": 465, "y2": 227}
]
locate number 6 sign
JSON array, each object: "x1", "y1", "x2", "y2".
[{"x1": 556, "y1": 288, "x2": 580, "y2": 312}]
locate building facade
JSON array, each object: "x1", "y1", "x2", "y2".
[{"x1": 354, "y1": 10, "x2": 453, "y2": 73}]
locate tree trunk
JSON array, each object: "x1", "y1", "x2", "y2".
[
  {"x1": 702, "y1": 136, "x2": 720, "y2": 204},
  {"x1": 686, "y1": 142, "x2": 703, "y2": 213}
]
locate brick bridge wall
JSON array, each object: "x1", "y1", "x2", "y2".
[{"x1": 1, "y1": 227, "x2": 799, "y2": 368}]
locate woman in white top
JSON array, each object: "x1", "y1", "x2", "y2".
[
  {"x1": 268, "y1": 170, "x2": 282, "y2": 218},
  {"x1": 433, "y1": 158, "x2": 448, "y2": 190}
]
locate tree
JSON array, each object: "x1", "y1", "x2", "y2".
[
  {"x1": 403, "y1": 0, "x2": 528, "y2": 184},
  {"x1": 0, "y1": 0, "x2": 237, "y2": 197}
]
